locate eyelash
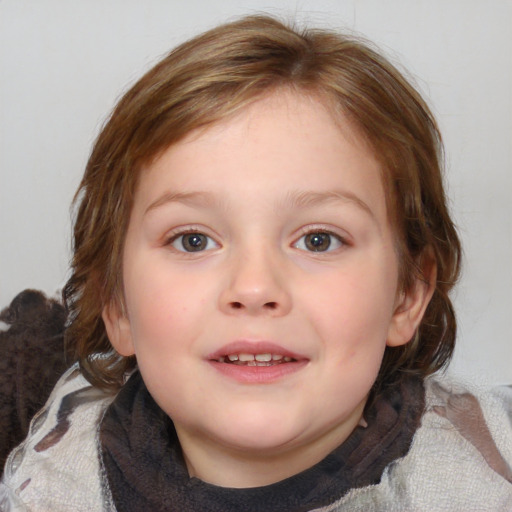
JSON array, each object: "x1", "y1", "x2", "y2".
[
  {"x1": 164, "y1": 227, "x2": 219, "y2": 253},
  {"x1": 293, "y1": 228, "x2": 347, "y2": 253},
  {"x1": 163, "y1": 226, "x2": 349, "y2": 254}
]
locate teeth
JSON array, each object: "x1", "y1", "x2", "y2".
[
  {"x1": 255, "y1": 353, "x2": 272, "y2": 362},
  {"x1": 218, "y1": 353, "x2": 294, "y2": 364}
]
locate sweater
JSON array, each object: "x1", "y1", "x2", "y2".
[
  {"x1": 1, "y1": 364, "x2": 511, "y2": 511},
  {"x1": 0, "y1": 289, "x2": 69, "y2": 473}
]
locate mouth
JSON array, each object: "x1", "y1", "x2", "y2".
[
  {"x1": 213, "y1": 353, "x2": 296, "y2": 367},
  {"x1": 207, "y1": 341, "x2": 307, "y2": 383}
]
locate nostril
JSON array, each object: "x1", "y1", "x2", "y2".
[{"x1": 228, "y1": 301, "x2": 278, "y2": 310}]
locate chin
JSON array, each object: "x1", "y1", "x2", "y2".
[{"x1": 212, "y1": 411, "x2": 305, "y2": 453}]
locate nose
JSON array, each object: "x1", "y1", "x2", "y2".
[{"x1": 219, "y1": 249, "x2": 292, "y2": 317}]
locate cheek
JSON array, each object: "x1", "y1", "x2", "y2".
[
  {"x1": 123, "y1": 262, "x2": 215, "y2": 353},
  {"x1": 302, "y1": 262, "x2": 398, "y2": 370},
  {"x1": 127, "y1": 293, "x2": 185, "y2": 346},
  {"x1": 309, "y1": 271, "x2": 395, "y2": 329}
]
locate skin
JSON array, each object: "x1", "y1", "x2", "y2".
[{"x1": 103, "y1": 91, "x2": 434, "y2": 488}]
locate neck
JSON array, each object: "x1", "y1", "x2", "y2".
[{"x1": 175, "y1": 401, "x2": 366, "y2": 488}]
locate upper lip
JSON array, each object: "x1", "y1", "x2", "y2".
[{"x1": 207, "y1": 340, "x2": 308, "y2": 361}]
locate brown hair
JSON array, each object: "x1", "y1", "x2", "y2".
[{"x1": 63, "y1": 15, "x2": 461, "y2": 392}]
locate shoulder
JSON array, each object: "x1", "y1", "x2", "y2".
[
  {"x1": 424, "y1": 376, "x2": 512, "y2": 468},
  {"x1": 328, "y1": 376, "x2": 512, "y2": 512},
  {"x1": 395, "y1": 376, "x2": 512, "y2": 510},
  {"x1": 0, "y1": 364, "x2": 116, "y2": 512}
]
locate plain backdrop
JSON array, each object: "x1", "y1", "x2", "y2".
[{"x1": 1, "y1": 0, "x2": 511, "y2": 384}]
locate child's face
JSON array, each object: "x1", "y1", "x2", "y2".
[{"x1": 104, "y1": 91, "x2": 420, "y2": 484}]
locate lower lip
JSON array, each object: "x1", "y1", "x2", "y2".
[{"x1": 208, "y1": 360, "x2": 308, "y2": 384}]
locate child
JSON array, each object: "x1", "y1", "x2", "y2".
[{"x1": 1, "y1": 14, "x2": 511, "y2": 512}]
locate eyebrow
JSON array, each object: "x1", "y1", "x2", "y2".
[
  {"x1": 145, "y1": 189, "x2": 375, "y2": 218},
  {"x1": 145, "y1": 191, "x2": 220, "y2": 215},
  {"x1": 283, "y1": 190, "x2": 375, "y2": 218}
]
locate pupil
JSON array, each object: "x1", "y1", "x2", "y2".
[
  {"x1": 306, "y1": 233, "x2": 330, "y2": 252},
  {"x1": 183, "y1": 234, "x2": 206, "y2": 252}
]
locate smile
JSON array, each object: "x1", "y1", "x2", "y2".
[
  {"x1": 215, "y1": 353, "x2": 295, "y2": 366},
  {"x1": 207, "y1": 341, "x2": 308, "y2": 383}
]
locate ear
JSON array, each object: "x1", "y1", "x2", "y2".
[
  {"x1": 102, "y1": 301, "x2": 135, "y2": 356},
  {"x1": 387, "y1": 261, "x2": 436, "y2": 348}
]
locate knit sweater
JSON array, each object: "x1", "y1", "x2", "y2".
[{"x1": 1, "y1": 365, "x2": 511, "y2": 511}]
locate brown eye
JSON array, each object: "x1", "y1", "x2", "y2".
[
  {"x1": 295, "y1": 231, "x2": 343, "y2": 252},
  {"x1": 305, "y1": 233, "x2": 331, "y2": 251},
  {"x1": 171, "y1": 233, "x2": 217, "y2": 252}
]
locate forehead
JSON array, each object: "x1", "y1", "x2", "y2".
[{"x1": 134, "y1": 91, "x2": 387, "y2": 221}]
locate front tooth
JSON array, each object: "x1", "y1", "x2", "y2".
[
  {"x1": 228, "y1": 354, "x2": 239, "y2": 362},
  {"x1": 255, "y1": 353, "x2": 272, "y2": 362},
  {"x1": 238, "y1": 353, "x2": 255, "y2": 362}
]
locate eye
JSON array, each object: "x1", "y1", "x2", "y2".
[
  {"x1": 294, "y1": 231, "x2": 344, "y2": 252},
  {"x1": 170, "y1": 232, "x2": 219, "y2": 252}
]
